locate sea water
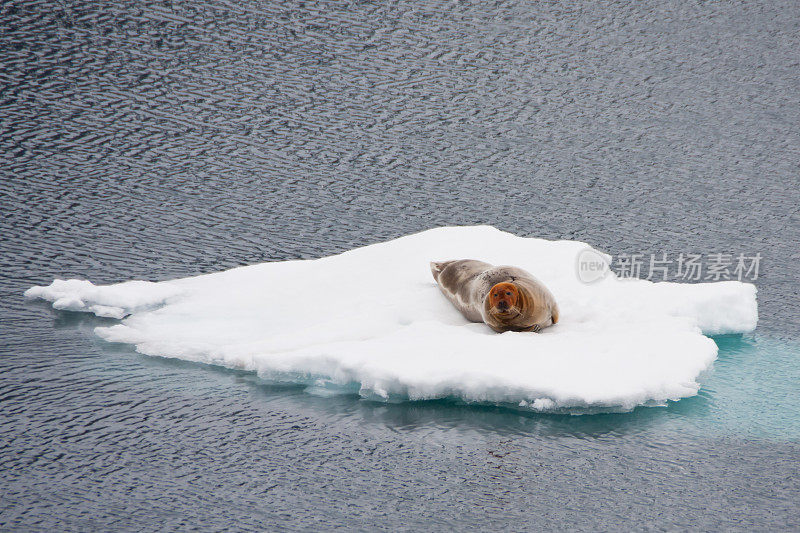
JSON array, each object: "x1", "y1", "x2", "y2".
[{"x1": 1, "y1": 0, "x2": 798, "y2": 529}]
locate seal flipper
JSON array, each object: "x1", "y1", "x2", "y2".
[{"x1": 430, "y1": 261, "x2": 451, "y2": 283}]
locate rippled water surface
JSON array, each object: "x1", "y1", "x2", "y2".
[{"x1": 2, "y1": 0, "x2": 799, "y2": 530}]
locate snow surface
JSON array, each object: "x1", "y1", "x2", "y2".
[{"x1": 25, "y1": 226, "x2": 758, "y2": 412}]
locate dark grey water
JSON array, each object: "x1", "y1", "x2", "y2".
[{"x1": 2, "y1": 0, "x2": 799, "y2": 530}]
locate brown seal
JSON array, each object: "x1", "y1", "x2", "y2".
[{"x1": 430, "y1": 259, "x2": 559, "y2": 333}]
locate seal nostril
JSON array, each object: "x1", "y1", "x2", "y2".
[{"x1": 498, "y1": 301, "x2": 509, "y2": 310}]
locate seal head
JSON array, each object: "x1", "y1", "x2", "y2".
[
  {"x1": 483, "y1": 280, "x2": 556, "y2": 333},
  {"x1": 487, "y1": 282, "x2": 520, "y2": 317}
]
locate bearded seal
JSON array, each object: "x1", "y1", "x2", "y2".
[{"x1": 430, "y1": 259, "x2": 559, "y2": 333}]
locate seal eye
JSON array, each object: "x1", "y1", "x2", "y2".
[{"x1": 505, "y1": 291, "x2": 511, "y2": 296}]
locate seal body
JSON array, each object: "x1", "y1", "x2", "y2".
[{"x1": 430, "y1": 259, "x2": 559, "y2": 333}]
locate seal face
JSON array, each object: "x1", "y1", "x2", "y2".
[{"x1": 430, "y1": 259, "x2": 559, "y2": 333}]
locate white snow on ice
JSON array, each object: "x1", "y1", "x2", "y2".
[{"x1": 25, "y1": 226, "x2": 758, "y2": 411}]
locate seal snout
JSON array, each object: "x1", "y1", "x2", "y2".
[{"x1": 497, "y1": 300, "x2": 509, "y2": 311}]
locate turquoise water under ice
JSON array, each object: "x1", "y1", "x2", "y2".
[{"x1": 683, "y1": 335, "x2": 799, "y2": 440}]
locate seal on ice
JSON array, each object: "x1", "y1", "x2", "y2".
[{"x1": 430, "y1": 259, "x2": 559, "y2": 333}]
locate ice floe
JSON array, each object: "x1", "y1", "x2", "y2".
[{"x1": 25, "y1": 226, "x2": 758, "y2": 412}]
